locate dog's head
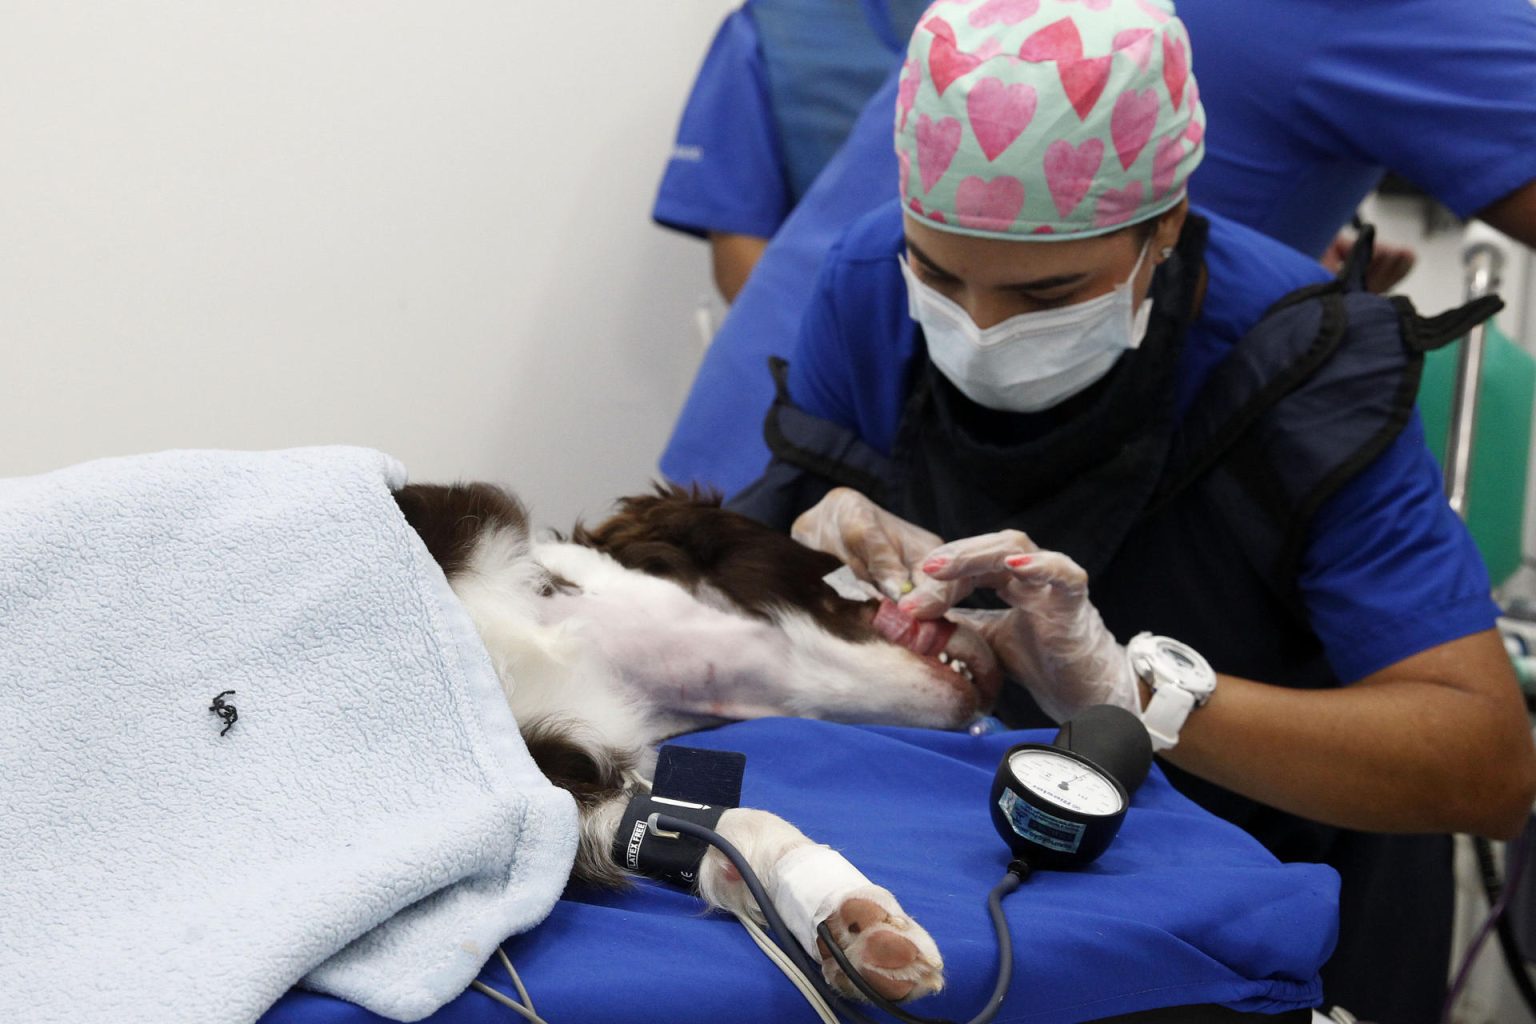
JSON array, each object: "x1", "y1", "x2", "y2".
[{"x1": 573, "y1": 485, "x2": 1002, "y2": 719}]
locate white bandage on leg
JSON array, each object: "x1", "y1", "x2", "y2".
[{"x1": 767, "y1": 844, "x2": 876, "y2": 955}]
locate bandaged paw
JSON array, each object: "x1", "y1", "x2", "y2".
[{"x1": 770, "y1": 845, "x2": 944, "y2": 1003}]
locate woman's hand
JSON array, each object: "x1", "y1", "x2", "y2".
[
  {"x1": 902, "y1": 530, "x2": 1140, "y2": 722},
  {"x1": 791, "y1": 488, "x2": 946, "y2": 600}
]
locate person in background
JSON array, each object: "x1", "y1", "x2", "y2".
[
  {"x1": 651, "y1": 0, "x2": 927, "y2": 301},
  {"x1": 1182, "y1": 0, "x2": 1536, "y2": 292},
  {"x1": 716, "y1": 3, "x2": 1536, "y2": 1021},
  {"x1": 658, "y1": 0, "x2": 1536, "y2": 495}
]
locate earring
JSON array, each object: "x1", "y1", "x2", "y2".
[{"x1": 1160, "y1": 246, "x2": 1175, "y2": 259}]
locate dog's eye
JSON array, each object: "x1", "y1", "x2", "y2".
[{"x1": 537, "y1": 571, "x2": 580, "y2": 597}]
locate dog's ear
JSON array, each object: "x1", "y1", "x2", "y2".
[
  {"x1": 394, "y1": 482, "x2": 529, "y2": 575},
  {"x1": 575, "y1": 489, "x2": 873, "y2": 642},
  {"x1": 572, "y1": 488, "x2": 720, "y2": 581},
  {"x1": 650, "y1": 480, "x2": 724, "y2": 508}
]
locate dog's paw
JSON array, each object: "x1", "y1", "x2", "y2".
[{"x1": 815, "y1": 886, "x2": 943, "y2": 1003}]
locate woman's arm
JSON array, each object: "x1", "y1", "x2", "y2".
[{"x1": 1159, "y1": 628, "x2": 1536, "y2": 839}]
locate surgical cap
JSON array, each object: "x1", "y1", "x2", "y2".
[{"x1": 895, "y1": 0, "x2": 1206, "y2": 240}]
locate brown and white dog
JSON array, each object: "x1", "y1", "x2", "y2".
[{"x1": 392, "y1": 482, "x2": 1002, "y2": 1002}]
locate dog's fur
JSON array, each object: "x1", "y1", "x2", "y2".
[{"x1": 392, "y1": 482, "x2": 1001, "y2": 1001}]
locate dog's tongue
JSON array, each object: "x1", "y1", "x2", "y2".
[{"x1": 873, "y1": 599, "x2": 956, "y2": 657}]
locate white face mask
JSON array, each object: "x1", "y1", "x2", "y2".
[{"x1": 901, "y1": 240, "x2": 1155, "y2": 413}]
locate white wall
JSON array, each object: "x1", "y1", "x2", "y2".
[{"x1": 1, "y1": 1, "x2": 732, "y2": 527}]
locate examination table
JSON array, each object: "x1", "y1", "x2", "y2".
[
  {"x1": 261, "y1": 717, "x2": 1338, "y2": 1024},
  {"x1": 0, "y1": 448, "x2": 1336, "y2": 1024}
]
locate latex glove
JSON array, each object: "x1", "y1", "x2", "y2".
[
  {"x1": 791, "y1": 488, "x2": 945, "y2": 601},
  {"x1": 901, "y1": 530, "x2": 1139, "y2": 723}
]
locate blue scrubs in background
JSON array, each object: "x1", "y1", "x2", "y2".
[{"x1": 651, "y1": 0, "x2": 928, "y2": 242}]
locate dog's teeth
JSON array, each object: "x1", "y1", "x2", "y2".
[{"x1": 938, "y1": 652, "x2": 950, "y2": 664}]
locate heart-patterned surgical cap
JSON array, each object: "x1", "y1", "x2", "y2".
[{"x1": 895, "y1": 0, "x2": 1205, "y2": 240}]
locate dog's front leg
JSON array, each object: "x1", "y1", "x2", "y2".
[{"x1": 695, "y1": 808, "x2": 944, "y2": 1003}]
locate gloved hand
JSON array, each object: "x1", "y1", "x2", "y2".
[
  {"x1": 899, "y1": 530, "x2": 1140, "y2": 723},
  {"x1": 791, "y1": 488, "x2": 946, "y2": 600}
]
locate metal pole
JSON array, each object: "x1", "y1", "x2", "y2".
[{"x1": 1446, "y1": 242, "x2": 1505, "y2": 518}]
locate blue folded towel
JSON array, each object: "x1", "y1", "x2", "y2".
[{"x1": 0, "y1": 447, "x2": 578, "y2": 1024}]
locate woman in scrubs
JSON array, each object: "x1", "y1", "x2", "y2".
[{"x1": 731, "y1": 3, "x2": 1536, "y2": 1021}]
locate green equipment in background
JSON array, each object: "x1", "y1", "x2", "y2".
[{"x1": 1418, "y1": 317, "x2": 1535, "y2": 588}]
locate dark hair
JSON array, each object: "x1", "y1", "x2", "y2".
[
  {"x1": 1114, "y1": 201, "x2": 1183, "y2": 251},
  {"x1": 1118, "y1": 213, "x2": 1163, "y2": 245}
]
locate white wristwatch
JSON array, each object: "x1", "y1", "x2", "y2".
[{"x1": 1128, "y1": 632, "x2": 1217, "y2": 752}]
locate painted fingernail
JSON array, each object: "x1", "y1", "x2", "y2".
[
  {"x1": 1005, "y1": 555, "x2": 1032, "y2": 568},
  {"x1": 922, "y1": 557, "x2": 948, "y2": 573}
]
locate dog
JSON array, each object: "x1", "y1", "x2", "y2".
[{"x1": 391, "y1": 482, "x2": 1003, "y2": 1002}]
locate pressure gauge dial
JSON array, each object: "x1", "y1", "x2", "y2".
[{"x1": 989, "y1": 743, "x2": 1129, "y2": 870}]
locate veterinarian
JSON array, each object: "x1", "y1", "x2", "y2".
[{"x1": 723, "y1": 3, "x2": 1536, "y2": 1022}]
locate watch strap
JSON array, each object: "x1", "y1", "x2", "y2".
[{"x1": 1142, "y1": 684, "x2": 1196, "y2": 752}]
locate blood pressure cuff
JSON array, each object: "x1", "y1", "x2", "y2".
[{"x1": 611, "y1": 746, "x2": 746, "y2": 888}]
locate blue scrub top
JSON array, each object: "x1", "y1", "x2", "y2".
[
  {"x1": 785, "y1": 200, "x2": 1498, "y2": 685},
  {"x1": 659, "y1": 0, "x2": 1536, "y2": 491},
  {"x1": 1181, "y1": 0, "x2": 1536, "y2": 258},
  {"x1": 651, "y1": 8, "x2": 790, "y2": 241},
  {"x1": 652, "y1": 0, "x2": 927, "y2": 241},
  {"x1": 659, "y1": 71, "x2": 905, "y2": 497}
]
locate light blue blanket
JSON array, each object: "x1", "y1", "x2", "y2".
[{"x1": 0, "y1": 448, "x2": 578, "y2": 1024}]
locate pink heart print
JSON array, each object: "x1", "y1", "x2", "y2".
[
  {"x1": 1043, "y1": 136, "x2": 1105, "y2": 218},
  {"x1": 955, "y1": 175, "x2": 1027, "y2": 230},
  {"x1": 1136, "y1": 0, "x2": 1172, "y2": 22},
  {"x1": 926, "y1": 17, "x2": 984, "y2": 96},
  {"x1": 1018, "y1": 17, "x2": 1083, "y2": 62},
  {"x1": 1095, "y1": 180, "x2": 1144, "y2": 227},
  {"x1": 1183, "y1": 79, "x2": 1204, "y2": 145},
  {"x1": 1058, "y1": 57, "x2": 1113, "y2": 120},
  {"x1": 968, "y1": 0, "x2": 1040, "y2": 27},
  {"x1": 967, "y1": 78, "x2": 1038, "y2": 161},
  {"x1": 972, "y1": 37, "x2": 1005, "y2": 60},
  {"x1": 1111, "y1": 88, "x2": 1159, "y2": 170},
  {"x1": 897, "y1": 58, "x2": 922, "y2": 131},
  {"x1": 916, "y1": 114, "x2": 964, "y2": 192},
  {"x1": 1152, "y1": 136, "x2": 1186, "y2": 197},
  {"x1": 1162, "y1": 32, "x2": 1189, "y2": 109},
  {"x1": 1113, "y1": 28, "x2": 1154, "y2": 71}
]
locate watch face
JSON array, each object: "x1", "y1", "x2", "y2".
[
  {"x1": 1138, "y1": 635, "x2": 1215, "y2": 696},
  {"x1": 1007, "y1": 749, "x2": 1124, "y2": 816}
]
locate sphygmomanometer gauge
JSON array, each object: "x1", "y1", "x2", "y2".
[{"x1": 990, "y1": 743, "x2": 1129, "y2": 871}]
